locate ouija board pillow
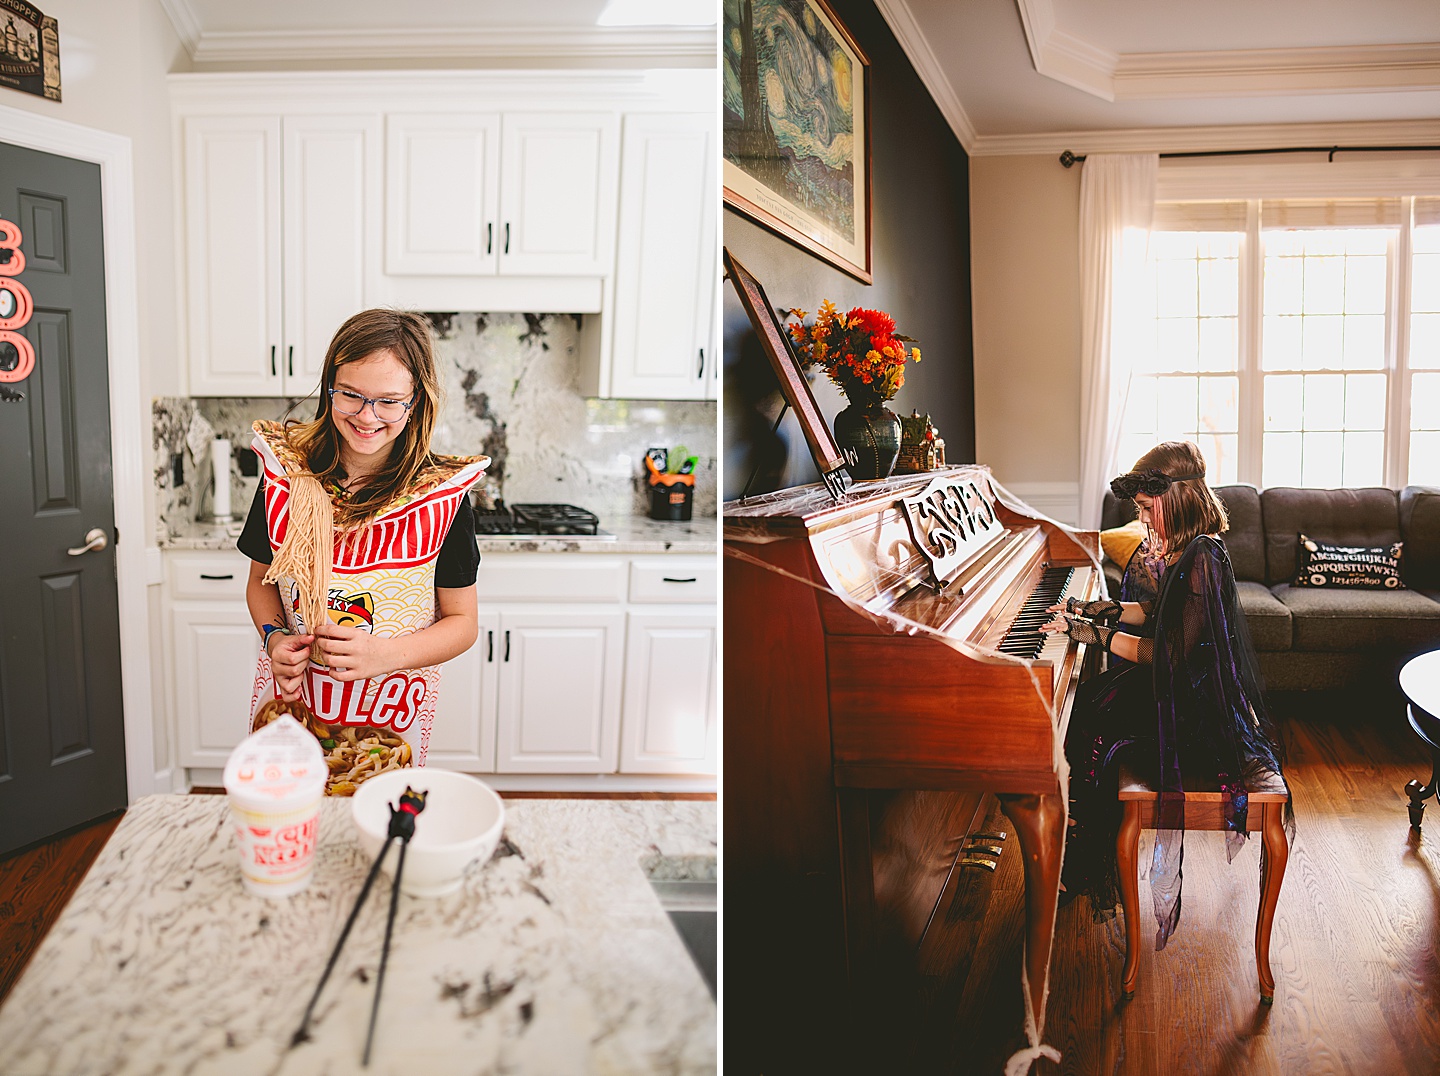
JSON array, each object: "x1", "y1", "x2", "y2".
[{"x1": 1294, "y1": 533, "x2": 1406, "y2": 589}]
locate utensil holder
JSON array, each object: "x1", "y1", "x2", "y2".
[{"x1": 648, "y1": 474, "x2": 695, "y2": 521}]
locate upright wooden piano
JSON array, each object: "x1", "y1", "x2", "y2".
[{"x1": 724, "y1": 465, "x2": 1100, "y2": 1073}]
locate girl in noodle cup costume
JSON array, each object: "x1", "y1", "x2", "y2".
[{"x1": 238, "y1": 309, "x2": 488, "y2": 796}]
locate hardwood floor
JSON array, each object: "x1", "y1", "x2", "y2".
[
  {"x1": 915, "y1": 689, "x2": 1440, "y2": 1075},
  {"x1": 0, "y1": 788, "x2": 713, "y2": 1007},
  {"x1": 0, "y1": 812, "x2": 124, "y2": 1004}
]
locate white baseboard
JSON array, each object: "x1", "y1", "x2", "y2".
[
  {"x1": 184, "y1": 768, "x2": 716, "y2": 795},
  {"x1": 1002, "y1": 481, "x2": 1082, "y2": 527}
]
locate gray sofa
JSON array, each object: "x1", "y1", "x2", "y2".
[{"x1": 1101, "y1": 484, "x2": 1440, "y2": 691}]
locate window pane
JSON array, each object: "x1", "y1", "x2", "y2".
[
  {"x1": 1410, "y1": 431, "x2": 1440, "y2": 485},
  {"x1": 1265, "y1": 374, "x2": 1304, "y2": 430},
  {"x1": 1413, "y1": 252, "x2": 1440, "y2": 313},
  {"x1": 1303, "y1": 374, "x2": 1345, "y2": 429},
  {"x1": 1156, "y1": 318, "x2": 1198, "y2": 372},
  {"x1": 1303, "y1": 256, "x2": 1346, "y2": 313},
  {"x1": 1410, "y1": 312, "x2": 1440, "y2": 370},
  {"x1": 1263, "y1": 315, "x2": 1302, "y2": 370},
  {"x1": 1344, "y1": 255, "x2": 1387, "y2": 313},
  {"x1": 1118, "y1": 433, "x2": 1154, "y2": 474},
  {"x1": 1199, "y1": 258, "x2": 1239, "y2": 316},
  {"x1": 1343, "y1": 229, "x2": 1390, "y2": 256},
  {"x1": 1198, "y1": 318, "x2": 1237, "y2": 372},
  {"x1": 1124, "y1": 375, "x2": 1157, "y2": 433},
  {"x1": 1341, "y1": 314, "x2": 1385, "y2": 370},
  {"x1": 1345, "y1": 373, "x2": 1386, "y2": 430},
  {"x1": 1413, "y1": 372, "x2": 1440, "y2": 431},
  {"x1": 1157, "y1": 377, "x2": 1198, "y2": 435},
  {"x1": 1265, "y1": 230, "x2": 1305, "y2": 256},
  {"x1": 1304, "y1": 231, "x2": 1348, "y2": 257},
  {"x1": 1264, "y1": 432, "x2": 1303, "y2": 487},
  {"x1": 1197, "y1": 433, "x2": 1238, "y2": 485},
  {"x1": 1302, "y1": 431, "x2": 1343, "y2": 487},
  {"x1": 1265, "y1": 256, "x2": 1303, "y2": 314},
  {"x1": 1151, "y1": 231, "x2": 1201, "y2": 259},
  {"x1": 1342, "y1": 431, "x2": 1384, "y2": 486},
  {"x1": 1301, "y1": 315, "x2": 1344, "y2": 370},
  {"x1": 1414, "y1": 224, "x2": 1440, "y2": 256},
  {"x1": 1156, "y1": 260, "x2": 1198, "y2": 318},
  {"x1": 1199, "y1": 376, "x2": 1238, "y2": 433}
]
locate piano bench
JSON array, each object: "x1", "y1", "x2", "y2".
[{"x1": 1114, "y1": 764, "x2": 1290, "y2": 1004}]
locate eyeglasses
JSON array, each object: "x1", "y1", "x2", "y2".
[{"x1": 328, "y1": 388, "x2": 415, "y2": 423}]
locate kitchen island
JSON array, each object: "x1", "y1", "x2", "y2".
[{"x1": 0, "y1": 795, "x2": 716, "y2": 1075}]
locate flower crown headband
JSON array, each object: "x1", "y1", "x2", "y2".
[{"x1": 1110, "y1": 468, "x2": 1206, "y2": 499}]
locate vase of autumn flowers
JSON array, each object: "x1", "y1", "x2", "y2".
[{"x1": 786, "y1": 301, "x2": 921, "y2": 480}]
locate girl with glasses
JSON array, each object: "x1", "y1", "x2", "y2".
[
  {"x1": 1039, "y1": 440, "x2": 1292, "y2": 947},
  {"x1": 237, "y1": 309, "x2": 488, "y2": 794}
]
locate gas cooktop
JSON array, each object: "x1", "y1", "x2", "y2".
[{"x1": 472, "y1": 500, "x2": 615, "y2": 540}]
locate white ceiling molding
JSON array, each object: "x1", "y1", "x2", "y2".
[
  {"x1": 873, "y1": 0, "x2": 977, "y2": 152},
  {"x1": 1014, "y1": 0, "x2": 1440, "y2": 103},
  {"x1": 157, "y1": 0, "x2": 201, "y2": 57},
  {"x1": 181, "y1": 25, "x2": 714, "y2": 65},
  {"x1": 969, "y1": 117, "x2": 1440, "y2": 157},
  {"x1": 1115, "y1": 43, "x2": 1440, "y2": 100},
  {"x1": 1016, "y1": 0, "x2": 1116, "y2": 101}
]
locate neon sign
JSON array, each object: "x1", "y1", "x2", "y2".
[{"x1": 0, "y1": 218, "x2": 36, "y2": 383}]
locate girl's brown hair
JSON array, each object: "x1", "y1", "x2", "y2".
[
  {"x1": 285, "y1": 309, "x2": 443, "y2": 530},
  {"x1": 1132, "y1": 440, "x2": 1228, "y2": 556}
]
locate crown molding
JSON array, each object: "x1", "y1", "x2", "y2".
[
  {"x1": 185, "y1": 25, "x2": 715, "y2": 65},
  {"x1": 157, "y1": 0, "x2": 201, "y2": 56},
  {"x1": 969, "y1": 117, "x2": 1440, "y2": 158},
  {"x1": 1016, "y1": 0, "x2": 1116, "y2": 101},
  {"x1": 873, "y1": 0, "x2": 977, "y2": 152}
]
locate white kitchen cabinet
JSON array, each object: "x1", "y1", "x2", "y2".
[
  {"x1": 182, "y1": 113, "x2": 379, "y2": 397},
  {"x1": 172, "y1": 603, "x2": 263, "y2": 769},
  {"x1": 385, "y1": 113, "x2": 501, "y2": 276},
  {"x1": 619, "y1": 610, "x2": 716, "y2": 775},
  {"x1": 494, "y1": 609, "x2": 626, "y2": 774},
  {"x1": 427, "y1": 611, "x2": 500, "y2": 772},
  {"x1": 606, "y1": 113, "x2": 717, "y2": 400}
]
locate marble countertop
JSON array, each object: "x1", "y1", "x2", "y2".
[
  {"x1": 0, "y1": 795, "x2": 716, "y2": 1076},
  {"x1": 158, "y1": 514, "x2": 717, "y2": 555}
]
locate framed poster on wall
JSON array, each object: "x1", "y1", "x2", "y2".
[
  {"x1": 0, "y1": 0, "x2": 59, "y2": 102},
  {"x1": 722, "y1": 0, "x2": 871, "y2": 284}
]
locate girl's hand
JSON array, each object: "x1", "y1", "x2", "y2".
[
  {"x1": 268, "y1": 633, "x2": 315, "y2": 701},
  {"x1": 314, "y1": 621, "x2": 398, "y2": 682}
]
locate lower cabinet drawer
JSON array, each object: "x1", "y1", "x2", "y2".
[
  {"x1": 628, "y1": 557, "x2": 717, "y2": 603},
  {"x1": 476, "y1": 556, "x2": 627, "y2": 603},
  {"x1": 169, "y1": 553, "x2": 253, "y2": 600}
]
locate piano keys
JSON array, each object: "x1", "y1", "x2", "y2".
[{"x1": 724, "y1": 465, "x2": 1101, "y2": 1072}]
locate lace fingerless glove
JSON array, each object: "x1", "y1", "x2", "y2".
[
  {"x1": 1065, "y1": 597, "x2": 1123, "y2": 623},
  {"x1": 1061, "y1": 616, "x2": 1114, "y2": 650}
]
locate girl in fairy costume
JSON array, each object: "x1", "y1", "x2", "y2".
[{"x1": 238, "y1": 309, "x2": 488, "y2": 793}]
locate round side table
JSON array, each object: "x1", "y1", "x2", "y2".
[{"x1": 1400, "y1": 650, "x2": 1440, "y2": 829}]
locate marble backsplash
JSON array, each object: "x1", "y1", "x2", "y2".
[{"x1": 152, "y1": 313, "x2": 717, "y2": 542}]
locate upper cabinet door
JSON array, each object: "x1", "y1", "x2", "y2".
[
  {"x1": 608, "y1": 113, "x2": 716, "y2": 400},
  {"x1": 499, "y1": 113, "x2": 619, "y2": 276},
  {"x1": 385, "y1": 113, "x2": 501, "y2": 276},
  {"x1": 283, "y1": 115, "x2": 380, "y2": 396},
  {"x1": 184, "y1": 116, "x2": 282, "y2": 396}
]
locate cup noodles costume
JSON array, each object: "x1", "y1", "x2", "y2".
[{"x1": 247, "y1": 420, "x2": 488, "y2": 795}]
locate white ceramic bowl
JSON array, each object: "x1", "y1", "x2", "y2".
[{"x1": 350, "y1": 769, "x2": 505, "y2": 897}]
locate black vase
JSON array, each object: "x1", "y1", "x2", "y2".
[{"x1": 834, "y1": 401, "x2": 902, "y2": 481}]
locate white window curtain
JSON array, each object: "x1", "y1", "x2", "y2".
[{"x1": 1078, "y1": 154, "x2": 1158, "y2": 527}]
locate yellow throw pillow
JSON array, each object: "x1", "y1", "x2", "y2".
[{"x1": 1100, "y1": 519, "x2": 1147, "y2": 567}]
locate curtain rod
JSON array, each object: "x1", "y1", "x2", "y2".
[{"x1": 1058, "y1": 145, "x2": 1440, "y2": 168}]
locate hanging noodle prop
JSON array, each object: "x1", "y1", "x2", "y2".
[{"x1": 263, "y1": 471, "x2": 334, "y2": 635}]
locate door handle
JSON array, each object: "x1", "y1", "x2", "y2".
[
  {"x1": 504, "y1": 223, "x2": 510, "y2": 255},
  {"x1": 270, "y1": 345, "x2": 276, "y2": 376},
  {"x1": 697, "y1": 348, "x2": 704, "y2": 378},
  {"x1": 67, "y1": 528, "x2": 108, "y2": 556},
  {"x1": 287, "y1": 345, "x2": 293, "y2": 377},
  {"x1": 487, "y1": 629, "x2": 494, "y2": 662},
  {"x1": 487, "y1": 223, "x2": 493, "y2": 255},
  {"x1": 504, "y1": 629, "x2": 511, "y2": 662}
]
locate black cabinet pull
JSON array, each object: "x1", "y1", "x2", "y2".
[
  {"x1": 287, "y1": 345, "x2": 293, "y2": 377},
  {"x1": 199, "y1": 573, "x2": 234, "y2": 580},
  {"x1": 697, "y1": 348, "x2": 704, "y2": 378},
  {"x1": 504, "y1": 223, "x2": 510, "y2": 255},
  {"x1": 270, "y1": 345, "x2": 276, "y2": 376},
  {"x1": 662, "y1": 577, "x2": 698, "y2": 583},
  {"x1": 487, "y1": 629, "x2": 494, "y2": 662},
  {"x1": 504, "y1": 629, "x2": 511, "y2": 662},
  {"x1": 487, "y1": 222, "x2": 493, "y2": 254}
]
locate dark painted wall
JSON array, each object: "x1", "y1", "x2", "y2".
[{"x1": 722, "y1": 0, "x2": 974, "y2": 499}]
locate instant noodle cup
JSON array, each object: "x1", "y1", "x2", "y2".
[{"x1": 223, "y1": 714, "x2": 327, "y2": 898}]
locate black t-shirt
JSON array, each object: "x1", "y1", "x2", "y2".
[{"x1": 236, "y1": 479, "x2": 480, "y2": 588}]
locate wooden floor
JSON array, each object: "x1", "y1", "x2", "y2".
[
  {"x1": 916, "y1": 689, "x2": 1440, "y2": 1075},
  {"x1": 0, "y1": 788, "x2": 713, "y2": 1007}
]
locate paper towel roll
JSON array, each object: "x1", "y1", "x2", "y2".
[{"x1": 213, "y1": 438, "x2": 231, "y2": 519}]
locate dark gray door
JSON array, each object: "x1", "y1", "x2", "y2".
[{"x1": 0, "y1": 141, "x2": 126, "y2": 857}]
